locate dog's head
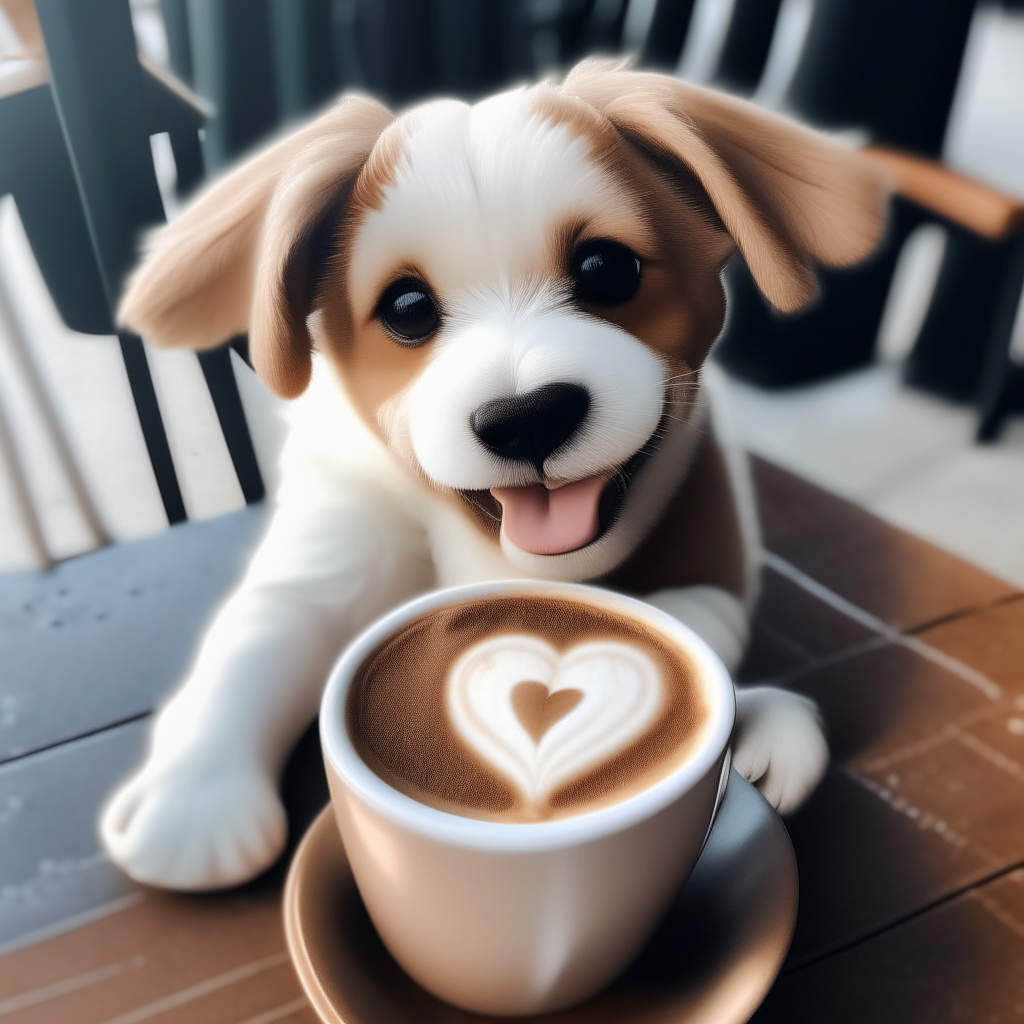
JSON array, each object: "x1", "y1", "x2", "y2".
[{"x1": 121, "y1": 59, "x2": 886, "y2": 579}]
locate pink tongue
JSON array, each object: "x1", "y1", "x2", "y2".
[{"x1": 492, "y1": 476, "x2": 607, "y2": 556}]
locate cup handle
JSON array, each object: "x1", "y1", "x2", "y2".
[{"x1": 697, "y1": 747, "x2": 732, "y2": 857}]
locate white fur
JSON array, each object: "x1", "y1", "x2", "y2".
[
  {"x1": 350, "y1": 95, "x2": 646, "y2": 303},
  {"x1": 359, "y1": 95, "x2": 670, "y2": 529},
  {"x1": 644, "y1": 585, "x2": 749, "y2": 674},
  {"x1": 408, "y1": 293, "x2": 665, "y2": 492},
  {"x1": 101, "y1": 366, "x2": 824, "y2": 889},
  {"x1": 101, "y1": 90, "x2": 828, "y2": 889},
  {"x1": 732, "y1": 686, "x2": 829, "y2": 816}
]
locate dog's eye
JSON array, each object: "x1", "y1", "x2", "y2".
[
  {"x1": 379, "y1": 278, "x2": 440, "y2": 343},
  {"x1": 571, "y1": 240, "x2": 642, "y2": 306}
]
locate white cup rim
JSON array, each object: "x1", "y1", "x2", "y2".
[{"x1": 320, "y1": 580, "x2": 735, "y2": 853}]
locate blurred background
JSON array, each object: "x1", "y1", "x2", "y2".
[{"x1": 1, "y1": 0, "x2": 1023, "y2": 586}]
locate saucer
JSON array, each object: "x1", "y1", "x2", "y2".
[{"x1": 284, "y1": 770, "x2": 797, "y2": 1024}]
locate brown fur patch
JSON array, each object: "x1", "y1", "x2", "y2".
[
  {"x1": 119, "y1": 95, "x2": 393, "y2": 376},
  {"x1": 310, "y1": 115, "x2": 445, "y2": 437},
  {"x1": 530, "y1": 87, "x2": 735, "y2": 371},
  {"x1": 603, "y1": 428, "x2": 747, "y2": 598},
  {"x1": 562, "y1": 58, "x2": 888, "y2": 313},
  {"x1": 348, "y1": 116, "x2": 410, "y2": 221}
]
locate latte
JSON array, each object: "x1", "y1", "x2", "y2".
[{"x1": 346, "y1": 595, "x2": 710, "y2": 822}]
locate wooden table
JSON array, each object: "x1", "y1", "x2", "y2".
[{"x1": 2, "y1": 459, "x2": 1022, "y2": 1023}]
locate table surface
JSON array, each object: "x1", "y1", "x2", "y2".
[{"x1": 2, "y1": 457, "x2": 1023, "y2": 1024}]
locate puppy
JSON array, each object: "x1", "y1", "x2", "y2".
[{"x1": 103, "y1": 59, "x2": 886, "y2": 890}]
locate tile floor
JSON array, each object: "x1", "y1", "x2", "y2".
[{"x1": 717, "y1": 364, "x2": 1024, "y2": 588}]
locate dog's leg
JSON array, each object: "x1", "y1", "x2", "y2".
[
  {"x1": 731, "y1": 684, "x2": 828, "y2": 815},
  {"x1": 644, "y1": 585, "x2": 749, "y2": 674},
  {"x1": 644, "y1": 585, "x2": 827, "y2": 815},
  {"x1": 100, "y1": 490, "x2": 433, "y2": 890}
]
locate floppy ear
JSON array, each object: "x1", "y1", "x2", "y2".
[
  {"x1": 118, "y1": 94, "x2": 394, "y2": 397},
  {"x1": 562, "y1": 59, "x2": 889, "y2": 313}
]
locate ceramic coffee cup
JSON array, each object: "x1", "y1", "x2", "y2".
[{"x1": 320, "y1": 580, "x2": 735, "y2": 1016}]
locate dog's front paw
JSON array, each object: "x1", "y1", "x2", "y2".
[
  {"x1": 733, "y1": 686, "x2": 828, "y2": 815},
  {"x1": 100, "y1": 752, "x2": 287, "y2": 890}
]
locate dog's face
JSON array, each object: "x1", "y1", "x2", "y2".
[
  {"x1": 320, "y1": 87, "x2": 735, "y2": 572},
  {"x1": 120, "y1": 60, "x2": 886, "y2": 579}
]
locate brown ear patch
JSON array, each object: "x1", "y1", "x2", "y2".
[
  {"x1": 118, "y1": 94, "x2": 394, "y2": 398},
  {"x1": 561, "y1": 59, "x2": 889, "y2": 313},
  {"x1": 528, "y1": 86, "x2": 735, "y2": 368},
  {"x1": 251, "y1": 104, "x2": 412, "y2": 398}
]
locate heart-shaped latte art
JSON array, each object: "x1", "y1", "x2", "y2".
[{"x1": 447, "y1": 635, "x2": 664, "y2": 807}]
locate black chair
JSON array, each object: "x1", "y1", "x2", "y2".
[
  {"x1": 713, "y1": 0, "x2": 979, "y2": 389},
  {"x1": 0, "y1": 0, "x2": 270, "y2": 948},
  {"x1": 640, "y1": 0, "x2": 698, "y2": 69},
  {"x1": 712, "y1": 0, "x2": 785, "y2": 94},
  {"x1": 638, "y1": 0, "x2": 782, "y2": 91},
  {"x1": 975, "y1": 233, "x2": 1024, "y2": 440},
  {"x1": 159, "y1": 0, "x2": 535, "y2": 162}
]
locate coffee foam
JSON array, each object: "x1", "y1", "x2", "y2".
[
  {"x1": 448, "y1": 636, "x2": 664, "y2": 809},
  {"x1": 346, "y1": 595, "x2": 709, "y2": 823}
]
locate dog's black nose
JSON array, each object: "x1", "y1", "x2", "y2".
[{"x1": 471, "y1": 384, "x2": 590, "y2": 472}]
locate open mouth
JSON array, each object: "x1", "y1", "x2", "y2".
[{"x1": 461, "y1": 435, "x2": 657, "y2": 557}]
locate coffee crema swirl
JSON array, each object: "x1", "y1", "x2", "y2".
[{"x1": 346, "y1": 595, "x2": 710, "y2": 823}]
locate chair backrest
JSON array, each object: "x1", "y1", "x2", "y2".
[
  {"x1": 0, "y1": 0, "x2": 752, "y2": 573},
  {"x1": 0, "y1": 0, "x2": 264, "y2": 575},
  {"x1": 783, "y1": 0, "x2": 977, "y2": 157},
  {"x1": 713, "y1": 0, "x2": 784, "y2": 93},
  {"x1": 159, "y1": 0, "x2": 536, "y2": 168},
  {"x1": 636, "y1": 0, "x2": 782, "y2": 90}
]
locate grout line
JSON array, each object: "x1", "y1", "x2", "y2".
[
  {"x1": 773, "y1": 634, "x2": 890, "y2": 687},
  {"x1": 855, "y1": 727, "x2": 955, "y2": 775},
  {"x1": 235, "y1": 998, "x2": 310, "y2": 1024},
  {"x1": 96, "y1": 951, "x2": 291, "y2": 1024},
  {"x1": 952, "y1": 728, "x2": 1024, "y2": 785},
  {"x1": 752, "y1": 619, "x2": 814, "y2": 663},
  {"x1": 763, "y1": 550, "x2": 1004, "y2": 700},
  {"x1": 965, "y1": 888, "x2": 1024, "y2": 942},
  {"x1": 907, "y1": 590, "x2": 1024, "y2": 636},
  {"x1": 842, "y1": 765, "x2": 977, "y2": 857},
  {"x1": 0, "y1": 954, "x2": 147, "y2": 1015},
  {"x1": 899, "y1": 635, "x2": 1003, "y2": 701},
  {"x1": 0, "y1": 712, "x2": 152, "y2": 770},
  {"x1": 856, "y1": 695, "x2": 1024, "y2": 776},
  {"x1": 782, "y1": 854, "x2": 1024, "y2": 976}
]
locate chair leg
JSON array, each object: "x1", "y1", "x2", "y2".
[
  {"x1": 905, "y1": 226, "x2": 1018, "y2": 403},
  {"x1": 640, "y1": 0, "x2": 698, "y2": 70},
  {"x1": 267, "y1": 0, "x2": 338, "y2": 120},
  {"x1": 975, "y1": 234, "x2": 1024, "y2": 442},
  {"x1": 118, "y1": 332, "x2": 187, "y2": 524},
  {"x1": 713, "y1": 0, "x2": 784, "y2": 94},
  {"x1": 0, "y1": 86, "x2": 113, "y2": 336},
  {"x1": 185, "y1": 0, "x2": 279, "y2": 171},
  {"x1": 197, "y1": 346, "x2": 265, "y2": 504},
  {"x1": 169, "y1": 126, "x2": 205, "y2": 198},
  {"x1": 160, "y1": 0, "x2": 194, "y2": 85},
  {"x1": 713, "y1": 199, "x2": 924, "y2": 388},
  {"x1": 0, "y1": 376, "x2": 52, "y2": 569}
]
